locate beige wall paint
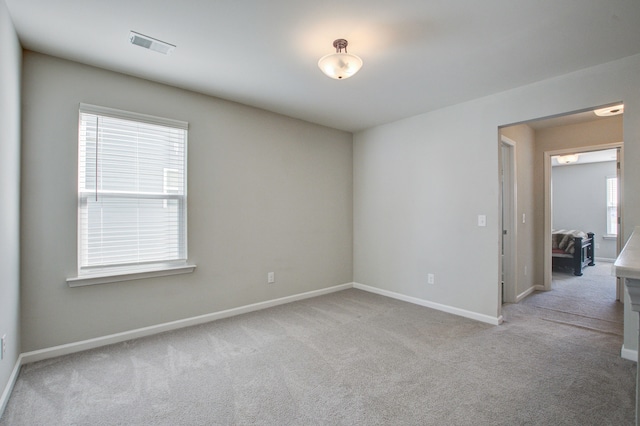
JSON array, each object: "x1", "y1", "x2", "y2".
[
  {"x1": 0, "y1": 0, "x2": 21, "y2": 403},
  {"x1": 500, "y1": 124, "x2": 537, "y2": 297},
  {"x1": 354, "y1": 53, "x2": 640, "y2": 349},
  {"x1": 20, "y1": 52, "x2": 353, "y2": 351}
]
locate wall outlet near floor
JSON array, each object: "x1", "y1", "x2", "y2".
[
  {"x1": 427, "y1": 273, "x2": 435, "y2": 285},
  {"x1": 267, "y1": 272, "x2": 275, "y2": 284},
  {"x1": 1, "y1": 335, "x2": 6, "y2": 360}
]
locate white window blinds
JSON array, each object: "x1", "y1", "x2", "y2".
[
  {"x1": 606, "y1": 176, "x2": 618, "y2": 236},
  {"x1": 78, "y1": 104, "x2": 188, "y2": 276}
]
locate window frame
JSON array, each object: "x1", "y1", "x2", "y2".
[{"x1": 67, "y1": 104, "x2": 195, "y2": 287}]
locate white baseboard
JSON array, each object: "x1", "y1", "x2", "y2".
[
  {"x1": 21, "y1": 282, "x2": 353, "y2": 365},
  {"x1": 20, "y1": 281, "x2": 503, "y2": 366},
  {"x1": 621, "y1": 345, "x2": 638, "y2": 363},
  {"x1": 353, "y1": 283, "x2": 502, "y2": 325},
  {"x1": 0, "y1": 354, "x2": 23, "y2": 418},
  {"x1": 516, "y1": 285, "x2": 543, "y2": 302}
]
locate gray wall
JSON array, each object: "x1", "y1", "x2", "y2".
[
  {"x1": 0, "y1": 0, "x2": 21, "y2": 404},
  {"x1": 354, "y1": 53, "x2": 640, "y2": 354},
  {"x1": 552, "y1": 161, "x2": 617, "y2": 259},
  {"x1": 8, "y1": 11, "x2": 640, "y2": 365},
  {"x1": 20, "y1": 52, "x2": 353, "y2": 351}
]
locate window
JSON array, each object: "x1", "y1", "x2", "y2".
[
  {"x1": 606, "y1": 176, "x2": 618, "y2": 236},
  {"x1": 69, "y1": 104, "x2": 193, "y2": 285}
]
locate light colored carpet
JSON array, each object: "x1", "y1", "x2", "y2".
[{"x1": 1, "y1": 263, "x2": 635, "y2": 425}]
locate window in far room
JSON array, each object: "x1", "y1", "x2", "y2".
[
  {"x1": 606, "y1": 176, "x2": 618, "y2": 236},
  {"x1": 68, "y1": 104, "x2": 195, "y2": 286}
]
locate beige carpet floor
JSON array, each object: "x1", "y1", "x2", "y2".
[{"x1": 1, "y1": 262, "x2": 635, "y2": 425}]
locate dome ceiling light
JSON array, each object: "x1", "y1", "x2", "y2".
[
  {"x1": 318, "y1": 39, "x2": 363, "y2": 80},
  {"x1": 556, "y1": 154, "x2": 580, "y2": 164},
  {"x1": 594, "y1": 104, "x2": 624, "y2": 117}
]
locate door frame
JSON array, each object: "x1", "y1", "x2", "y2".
[
  {"x1": 543, "y1": 142, "x2": 624, "y2": 291},
  {"x1": 500, "y1": 136, "x2": 517, "y2": 304}
]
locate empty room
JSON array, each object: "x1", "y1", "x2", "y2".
[{"x1": 2, "y1": 1, "x2": 640, "y2": 424}]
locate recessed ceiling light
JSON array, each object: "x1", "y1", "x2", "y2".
[
  {"x1": 594, "y1": 104, "x2": 624, "y2": 117},
  {"x1": 129, "y1": 31, "x2": 175, "y2": 55}
]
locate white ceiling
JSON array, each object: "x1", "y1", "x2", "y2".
[{"x1": 5, "y1": 0, "x2": 640, "y2": 132}]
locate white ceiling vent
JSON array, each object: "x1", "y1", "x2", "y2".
[{"x1": 129, "y1": 31, "x2": 175, "y2": 55}]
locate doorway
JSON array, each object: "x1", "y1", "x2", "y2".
[
  {"x1": 500, "y1": 137, "x2": 517, "y2": 304},
  {"x1": 498, "y1": 104, "x2": 624, "y2": 320},
  {"x1": 543, "y1": 144, "x2": 623, "y2": 296}
]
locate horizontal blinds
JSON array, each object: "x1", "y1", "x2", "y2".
[
  {"x1": 606, "y1": 177, "x2": 617, "y2": 208},
  {"x1": 606, "y1": 176, "x2": 617, "y2": 235},
  {"x1": 78, "y1": 106, "x2": 187, "y2": 271}
]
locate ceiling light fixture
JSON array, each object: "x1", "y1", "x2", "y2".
[
  {"x1": 556, "y1": 154, "x2": 580, "y2": 164},
  {"x1": 318, "y1": 39, "x2": 363, "y2": 80},
  {"x1": 594, "y1": 104, "x2": 624, "y2": 117},
  {"x1": 129, "y1": 31, "x2": 175, "y2": 55}
]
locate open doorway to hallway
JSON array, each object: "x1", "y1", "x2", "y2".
[{"x1": 498, "y1": 103, "x2": 624, "y2": 314}]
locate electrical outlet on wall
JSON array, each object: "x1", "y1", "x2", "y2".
[
  {"x1": 267, "y1": 272, "x2": 275, "y2": 284},
  {"x1": 1, "y1": 335, "x2": 6, "y2": 360},
  {"x1": 427, "y1": 274, "x2": 435, "y2": 285}
]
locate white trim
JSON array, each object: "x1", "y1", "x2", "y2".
[
  {"x1": 621, "y1": 345, "x2": 637, "y2": 363},
  {"x1": 67, "y1": 264, "x2": 197, "y2": 287},
  {"x1": 499, "y1": 136, "x2": 518, "y2": 306},
  {"x1": 353, "y1": 283, "x2": 503, "y2": 325},
  {"x1": 79, "y1": 103, "x2": 188, "y2": 129},
  {"x1": 516, "y1": 285, "x2": 542, "y2": 302},
  {"x1": 21, "y1": 282, "x2": 353, "y2": 364},
  {"x1": 595, "y1": 257, "x2": 616, "y2": 263},
  {"x1": 0, "y1": 355, "x2": 22, "y2": 418}
]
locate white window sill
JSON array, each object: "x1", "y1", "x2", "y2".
[
  {"x1": 67, "y1": 264, "x2": 196, "y2": 287},
  {"x1": 603, "y1": 235, "x2": 618, "y2": 240}
]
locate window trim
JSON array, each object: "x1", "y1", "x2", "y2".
[
  {"x1": 68, "y1": 103, "x2": 195, "y2": 287},
  {"x1": 67, "y1": 263, "x2": 196, "y2": 287}
]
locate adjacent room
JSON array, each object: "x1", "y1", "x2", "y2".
[{"x1": 2, "y1": 0, "x2": 640, "y2": 424}]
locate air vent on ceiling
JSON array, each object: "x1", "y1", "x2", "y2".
[{"x1": 129, "y1": 31, "x2": 175, "y2": 55}]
